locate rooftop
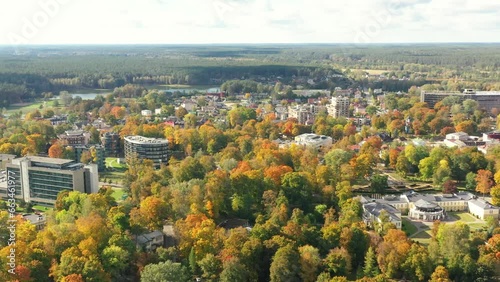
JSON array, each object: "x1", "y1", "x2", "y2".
[
  {"x1": 20, "y1": 156, "x2": 75, "y2": 166},
  {"x1": 124, "y1": 135, "x2": 169, "y2": 145},
  {"x1": 468, "y1": 198, "x2": 499, "y2": 210}
]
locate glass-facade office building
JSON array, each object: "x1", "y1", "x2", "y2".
[{"x1": 1, "y1": 156, "x2": 98, "y2": 206}]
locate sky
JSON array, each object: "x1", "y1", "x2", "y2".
[{"x1": 0, "y1": 0, "x2": 499, "y2": 45}]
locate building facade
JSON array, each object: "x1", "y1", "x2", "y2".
[
  {"x1": 2, "y1": 156, "x2": 98, "y2": 206},
  {"x1": 124, "y1": 136, "x2": 169, "y2": 168},
  {"x1": 101, "y1": 132, "x2": 121, "y2": 157},
  {"x1": 327, "y1": 96, "x2": 350, "y2": 118}
]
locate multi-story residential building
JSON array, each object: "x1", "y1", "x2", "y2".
[
  {"x1": 327, "y1": 96, "x2": 350, "y2": 118},
  {"x1": 2, "y1": 156, "x2": 98, "y2": 206},
  {"x1": 101, "y1": 132, "x2": 121, "y2": 157},
  {"x1": 421, "y1": 89, "x2": 500, "y2": 112},
  {"x1": 286, "y1": 104, "x2": 326, "y2": 124},
  {"x1": 58, "y1": 130, "x2": 90, "y2": 146},
  {"x1": 288, "y1": 105, "x2": 310, "y2": 124},
  {"x1": 124, "y1": 135, "x2": 169, "y2": 168},
  {"x1": 74, "y1": 145, "x2": 106, "y2": 171}
]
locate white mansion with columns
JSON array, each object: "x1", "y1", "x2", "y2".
[{"x1": 360, "y1": 191, "x2": 500, "y2": 226}]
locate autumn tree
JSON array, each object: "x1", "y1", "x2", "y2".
[
  {"x1": 140, "y1": 261, "x2": 190, "y2": 282},
  {"x1": 269, "y1": 244, "x2": 301, "y2": 282},
  {"x1": 491, "y1": 185, "x2": 500, "y2": 206},
  {"x1": 377, "y1": 229, "x2": 411, "y2": 278},
  {"x1": 370, "y1": 174, "x2": 388, "y2": 194},
  {"x1": 475, "y1": 169, "x2": 494, "y2": 197},
  {"x1": 429, "y1": 266, "x2": 451, "y2": 282},
  {"x1": 48, "y1": 143, "x2": 64, "y2": 158},
  {"x1": 442, "y1": 180, "x2": 457, "y2": 194},
  {"x1": 298, "y1": 245, "x2": 321, "y2": 282},
  {"x1": 363, "y1": 247, "x2": 380, "y2": 277}
]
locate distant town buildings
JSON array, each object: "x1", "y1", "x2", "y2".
[
  {"x1": 443, "y1": 132, "x2": 486, "y2": 148},
  {"x1": 421, "y1": 89, "x2": 500, "y2": 112},
  {"x1": 124, "y1": 135, "x2": 169, "y2": 168},
  {"x1": 2, "y1": 156, "x2": 99, "y2": 206}
]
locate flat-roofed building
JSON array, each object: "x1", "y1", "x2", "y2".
[
  {"x1": 2, "y1": 156, "x2": 98, "y2": 206},
  {"x1": 124, "y1": 135, "x2": 169, "y2": 168},
  {"x1": 294, "y1": 133, "x2": 333, "y2": 150}
]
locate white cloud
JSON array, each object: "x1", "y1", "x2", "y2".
[{"x1": 0, "y1": 0, "x2": 498, "y2": 44}]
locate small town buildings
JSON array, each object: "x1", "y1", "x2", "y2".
[{"x1": 443, "y1": 132, "x2": 486, "y2": 148}]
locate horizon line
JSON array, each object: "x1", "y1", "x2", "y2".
[{"x1": 1, "y1": 42, "x2": 500, "y2": 47}]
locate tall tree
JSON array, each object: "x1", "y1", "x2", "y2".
[
  {"x1": 140, "y1": 261, "x2": 190, "y2": 282},
  {"x1": 475, "y1": 170, "x2": 494, "y2": 197},
  {"x1": 269, "y1": 244, "x2": 301, "y2": 282}
]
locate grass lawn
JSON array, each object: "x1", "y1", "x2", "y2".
[
  {"x1": 105, "y1": 158, "x2": 127, "y2": 170},
  {"x1": 111, "y1": 188, "x2": 126, "y2": 201},
  {"x1": 449, "y1": 212, "x2": 477, "y2": 222},
  {"x1": 33, "y1": 205, "x2": 52, "y2": 212},
  {"x1": 402, "y1": 218, "x2": 419, "y2": 236},
  {"x1": 100, "y1": 171, "x2": 125, "y2": 185},
  {"x1": 411, "y1": 230, "x2": 432, "y2": 245},
  {"x1": 467, "y1": 223, "x2": 487, "y2": 231},
  {"x1": 5, "y1": 100, "x2": 61, "y2": 114}
]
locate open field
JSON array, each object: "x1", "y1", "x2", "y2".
[{"x1": 5, "y1": 100, "x2": 60, "y2": 114}]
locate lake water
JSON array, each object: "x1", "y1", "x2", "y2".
[{"x1": 69, "y1": 86, "x2": 221, "y2": 100}]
